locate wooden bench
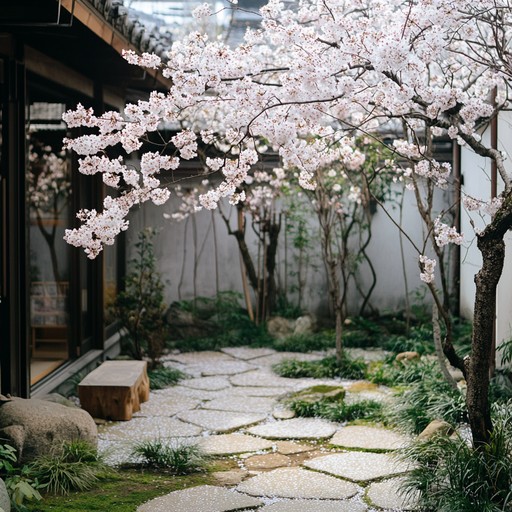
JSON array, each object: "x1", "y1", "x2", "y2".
[{"x1": 78, "y1": 360, "x2": 150, "y2": 421}]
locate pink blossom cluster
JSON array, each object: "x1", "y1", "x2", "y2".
[
  {"x1": 419, "y1": 255, "x2": 437, "y2": 284},
  {"x1": 434, "y1": 218, "x2": 464, "y2": 248},
  {"x1": 61, "y1": 0, "x2": 511, "y2": 259}
]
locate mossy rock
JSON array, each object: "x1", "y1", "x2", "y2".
[
  {"x1": 290, "y1": 385, "x2": 345, "y2": 404},
  {"x1": 347, "y1": 381, "x2": 379, "y2": 393}
]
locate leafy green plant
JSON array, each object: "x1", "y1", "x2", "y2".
[
  {"x1": 131, "y1": 440, "x2": 207, "y2": 475},
  {"x1": 0, "y1": 444, "x2": 42, "y2": 511},
  {"x1": 148, "y1": 366, "x2": 186, "y2": 390},
  {"x1": 271, "y1": 331, "x2": 335, "y2": 353},
  {"x1": 273, "y1": 355, "x2": 367, "y2": 380},
  {"x1": 30, "y1": 440, "x2": 108, "y2": 495},
  {"x1": 113, "y1": 229, "x2": 167, "y2": 368},
  {"x1": 289, "y1": 398, "x2": 384, "y2": 423},
  {"x1": 368, "y1": 358, "x2": 441, "y2": 387},
  {"x1": 401, "y1": 408, "x2": 512, "y2": 512}
]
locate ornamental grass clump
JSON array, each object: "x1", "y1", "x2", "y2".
[
  {"x1": 131, "y1": 440, "x2": 207, "y2": 475},
  {"x1": 401, "y1": 404, "x2": 512, "y2": 512},
  {"x1": 273, "y1": 355, "x2": 366, "y2": 380}
]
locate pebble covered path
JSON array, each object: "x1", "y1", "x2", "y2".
[{"x1": 98, "y1": 347, "x2": 419, "y2": 511}]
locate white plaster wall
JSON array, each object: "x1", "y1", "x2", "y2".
[
  {"x1": 128, "y1": 179, "x2": 452, "y2": 318},
  {"x1": 459, "y1": 127, "x2": 492, "y2": 321},
  {"x1": 496, "y1": 110, "x2": 512, "y2": 354}
]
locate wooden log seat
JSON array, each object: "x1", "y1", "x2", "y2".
[{"x1": 78, "y1": 360, "x2": 150, "y2": 421}]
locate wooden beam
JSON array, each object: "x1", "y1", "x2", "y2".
[{"x1": 25, "y1": 45, "x2": 94, "y2": 98}]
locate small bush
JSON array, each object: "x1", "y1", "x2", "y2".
[
  {"x1": 148, "y1": 366, "x2": 186, "y2": 390},
  {"x1": 31, "y1": 440, "x2": 107, "y2": 495},
  {"x1": 273, "y1": 355, "x2": 367, "y2": 380},
  {"x1": 368, "y1": 358, "x2": 440, "y2": 387},
  {"x1": 131, "y1": 440, "x2": 207, "y2": 475},
  {"x1": 272, "y1": 331, "x2": 335, "y2": 353},
  {"x1": 401, "y1": 410, "x2": 512, "y2": 512},
  {"x1": 289, "y1": 398, "x2": 384, "y2": 423}
]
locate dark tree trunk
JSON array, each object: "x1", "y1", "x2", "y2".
[{"x1": 465, "y1": 235, "x2": 505, "y2": 447}]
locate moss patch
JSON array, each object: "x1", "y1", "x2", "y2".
[
  {"x1": 25, "y1": 469, "x2": 214, "y2": 512},
  {"x1": 347, "y1": 381, "x2": 379, "y2": 393}
]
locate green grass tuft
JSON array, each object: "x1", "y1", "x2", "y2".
[
  {"x1": 273, "y1": 355, "x2": 366, "y2": 380},
  {"x1": 148, "y1": 366, "x2": 186, "y2": 390}
]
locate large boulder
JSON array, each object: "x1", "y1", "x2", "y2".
[
  {"x1": 0, "y1": 397, "x2": 97, "y2": 464},
  {"x1": 267, "y1": 316, "x2": 294, "y2": 339},
  {"x1": 293, "y1": 315, "x2": 315, "y2": 335},
  {"x1": 0, "y1": 478, "x2": 10, "y2": 512},
  {"x1": 165, "y1": 304, "x2": 217, "y2": 339}
]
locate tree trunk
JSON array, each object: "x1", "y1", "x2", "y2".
[{"x1": 465, "y1": 235, "x2": 505, "y2": 447}]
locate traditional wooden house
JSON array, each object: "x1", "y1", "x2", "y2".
[{"x1": 0, "y1": 0, "x2": 170, "y2": 397}]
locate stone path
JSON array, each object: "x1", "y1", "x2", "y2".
[{"x1": 97, "y1": 347, "x2": 418, "y2": 511}]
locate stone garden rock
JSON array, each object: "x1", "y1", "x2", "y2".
[
  {"x1": 293, "y1": 315, "x2": 315, "y2": 335},
  {"x1": 236, "y1": 467, "x2": 360, "y2": 499},
  {"x1": 0, "y1": 478, "x2": 10, "y2": 512},
  {"x1": 137, "y1": 485, "x2": 262, "y2": 512},
  {"x1": 0, "y1": 397, "x2": 97, "y2": 464},
  {"x1": 395, "y1": 351, "x2": 421, "y2": 363},
  {"x1": 291, "y1": 385, "x2": 345, "y2": 404},
  {"x1": 267, "y1": 316, "x2": 295, "y2": 339},
  {"x1": 418, "y1": 419, "x2": 454, "y2": 440}
]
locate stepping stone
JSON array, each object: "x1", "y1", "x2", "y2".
[
  {"x1": 133, "y1": 394, "x2": 200, "y2": 417},
  {"x1": 181, "y1": 376, "x2": 231, "y2": 391},
  {"x1": 236, "y1": 467, "x2": 360, "y2": 500},
  {"x1": 247, "y1": 418, "x2": 338, "y2": 440},
  {"x1": 367, "y1": 477, "x2": 419, "y2": 510},
  {"x1": 188, "y1": 361, "x2": 256, "y2": 377},
  {"x1": 101, "y1": 416, "x2": 202, "y2": 440},
  {"x1": 230, "y1": 371, "x2": 298, "y2": 388},
  {"x1": 201, "y1": 396, "x2": 276, "y2": 414},
  {"x1": 166, "y1": 351, "x2": 236, "y2": 365},
  {"x1": 177, "y1": 410, "x2": 266, "y2": 433},
  {"x1": 274, "y1": 441, "x2": 316, "y2": 455},
  {"x1": 330, "y1": 426, "x2": 410, "y2": 451},
  {"x1": 137, "y1": 485, "x2": 262, "y2": 512},
  {"x1": 304, "y1": 452, "x2": 411, "y2": 482},
  {"x1": 198, "y1": 434, "x2": 274, "y2": 455},
  {"x1": 169, "y1": 386, "x2": 227, "y2": 400},
  {"x1": 244, "y1": 453, "x2": 291, "y2": 470},
  {"x1": 259, "y1": 500, "x2": 367, "y2": 512},
  {"x1": 345, "y1": 348, "x2": 389, "y2": 362},
  {"x1": 227, "y1": 386, "x2": 290, "y2": 398},
  {"x1": 272, "y1": 407, "x2": 295, "y2": 420},
  {"x1": 221, "y1": 347, "x2": 277, "y2": 360},
  {"x1": 212, "y1": 469, "x2": 248, "y2": 486}
]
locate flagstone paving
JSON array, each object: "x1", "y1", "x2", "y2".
[{"x1": 97, "y1": 346, "x2": 416, "y2": 511}]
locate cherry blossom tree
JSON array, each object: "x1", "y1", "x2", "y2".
[{"x1": 62, "y1": 0, "x2": 512, "y2": 447}]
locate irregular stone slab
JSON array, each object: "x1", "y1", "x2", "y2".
[
  {"x1": 177, "y1": 410, "x2": 266, "y2": 433},
  {"x1": 344, "y1": 390, "x2": 393, "y2": 405},
  {"x1": 137, "y1": 485, "x2": 262, "y2": 512},
  {"x1": 244, "y1": 453, "x2": 291, "y2": 470},
  {"x1": 221, "y1": 347, "x2": 277, "y2": 360},
  {"x1": 260, "y1": 500, "x2": 367, "y2": 512},
  {"x1": 345, "y1": 348, "x2": 389, "y2": 362},
  {"x1": 250, "y1": 352, "x2": 323, "y2": 367},
  {"x1": 227, "y1": 386, "x2": 291, "y2": 398},
  {"x1": 247, "y1": 418, "x2": 338, "y2": 440},
  {"x1": 181, "y1": 376, "x2": 232, "y2": 391},
  {"x1": 304, "y1": 452, "x2": 411, "y2": 482},
  {"x1": 166, "y1": 351, "x2": 236, "y2": 365},
  {"x1": 187, "y1": 361, "x2": 256, "y2": 377},
  {"x1": 199, "y1": 434, "x2": 274, "y2": 455},
  {"x1": 236, "y1": 467, "x2": 359, "y2": 499},
  {"x1": 167, "y1": 386, "x2": 228, "y2": 400},
  {"x1": 418, "y1": 419, "x2": 454, "y2": 440},
  {"x1": 212, "y1": 469, "x2": 248, "y2": 486},
  {"x1": 201, "y1": 396, "x2": 276, "y2": 414},
  {"x1": 230, "y1": 371, "x2": 300, "y2": 388},
  {"x1": 133, "y1": 394, "x2": 200, "y2": 417},
  {"x1": 100, "y1": 416, "x2": 202, "y2": 440},
  {"x1": 330, "y1": 426, "x2": 410, "y2": 451},
  {"x1": 272, "y1": 407, "x2": 295, "y2": 420},
  {"x1": 274, "y1": 441, "x2": 315, "y2": 455},
  {"x1": 367, "y1": 477, "x2": 419, "y2": 510}
]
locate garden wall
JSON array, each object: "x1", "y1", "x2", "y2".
[{"x1": 127, "y1": 179, "x2": 452, "y2": 320}]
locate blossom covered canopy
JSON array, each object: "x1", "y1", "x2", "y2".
[{"x1": 62, "y1": 0, "x2": 510, "y2": 259}]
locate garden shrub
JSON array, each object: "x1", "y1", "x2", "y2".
[
  {"x1": 273, "y1": 355, "x2": 367, "y2": 380},
  {"x1": 289, "y1": 398, "x2": 384, "y2": 423}
]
